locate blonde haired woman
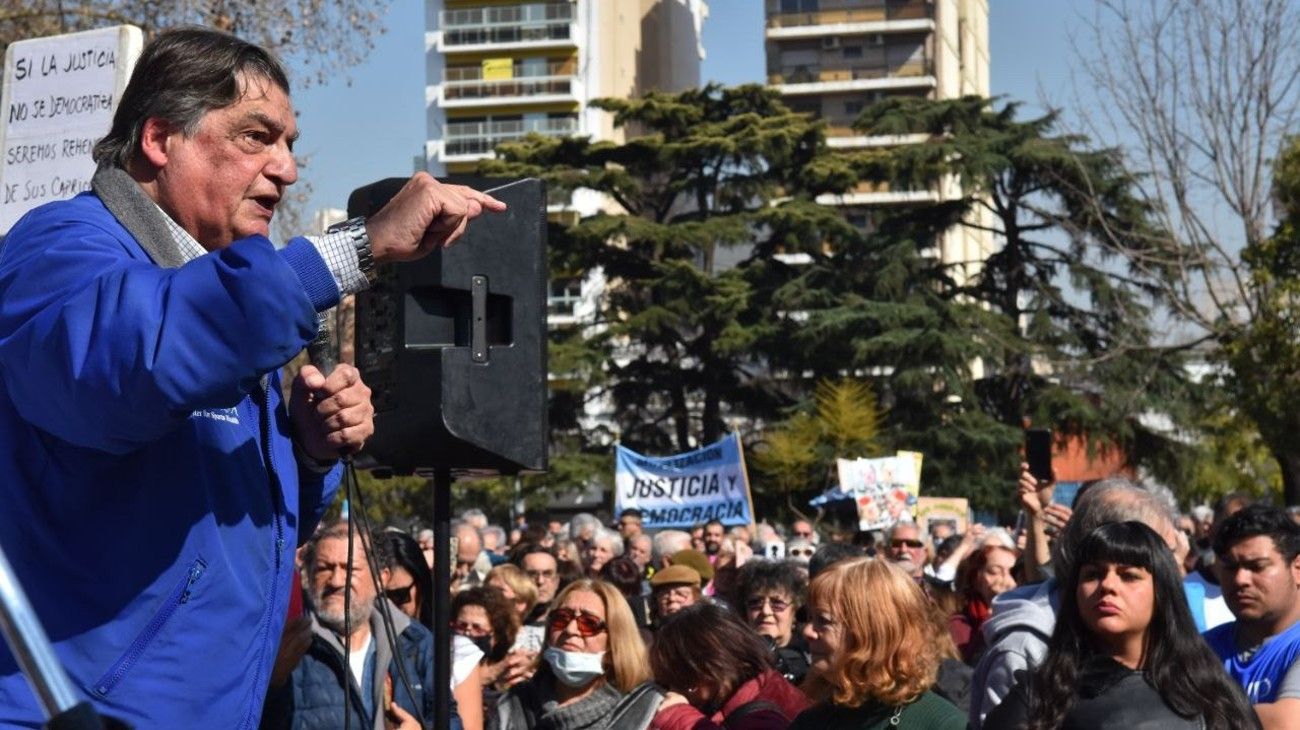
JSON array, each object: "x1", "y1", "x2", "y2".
[
  {"x1": 493, "y1": 579, "x2": 661, "y2": 729},
  {"x1": 791, "y1": 558, "x2": 965, "y2": 729}
]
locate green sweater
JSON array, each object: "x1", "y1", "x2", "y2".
[{"x1": 789, "y1": 691, "x2": 967, "y2": 730}]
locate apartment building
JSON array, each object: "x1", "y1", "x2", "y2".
[
  {"x1": 425, "y1": 0, "x2": 708, "y2": 180},
  {"x1": 765, "y1": 0, "x2": 991, "y2": 283}
]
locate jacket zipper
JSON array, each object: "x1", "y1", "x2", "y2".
[
  {"x1": 92, "y1": 557, "x2": 206, "y2": 697},
  {"x1": 242, "y1": 378, "x2": 286, "y2": 729}
]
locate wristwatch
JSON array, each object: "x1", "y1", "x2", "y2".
[{"x1": 327, "y1": 216, "x2": 376, "y2": 285}]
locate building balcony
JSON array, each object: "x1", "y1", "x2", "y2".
[
  {"x1": 766, "y1": 1, "x2": 934, "y2": 39},
  {"x1": 437, "y1": 116, "x2": 579, "y2": 163},
  {"x1": 771, "y1": 61, "x2": 934, "y2": 95},
  {"x1": 435, "y1": 2, "x2": 577, "y2": 52},
  {"x1": 434, "y1": 74, "x2": 582, "y2": 109},
  {"x1": 815, "y1": 179, "x2": 939, "y2": 207},
  {"x1": 825, "y1": 131, "x2": 931, "y2": 149}
]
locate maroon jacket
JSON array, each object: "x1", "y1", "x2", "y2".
[{"x1": 651, "y1": 669, "x2": 811, "y2": 730}]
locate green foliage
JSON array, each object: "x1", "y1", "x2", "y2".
[
  {"x1": 829, "y1": 96, "x2": 1195, "y2": 510},
  {"x1": 325, "y1": 471, "x2": 431, "y2": 529},
  {"x1": 1218, "y1": 134, "x2": 1300, "y2": 503},
  {"x1": 482, "y1": 84, "x2": 853, "y2": 459},
  {"x1": 751, "y1": 379, "x2": 883, "y2": 519}
]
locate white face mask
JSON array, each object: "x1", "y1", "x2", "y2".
[{"x1": 542, "y1": 646, "x2": 606, "y2": 687}]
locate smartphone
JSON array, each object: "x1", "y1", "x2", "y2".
[{"x1": 1025, "y1": 428, "x2": 1053, "y2": 482}]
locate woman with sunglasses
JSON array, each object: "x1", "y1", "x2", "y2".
[
  {"x1": 378, "y1": 531, "x2": 463, "y2": 726},
  {"x1": 380, "y1": 530, "x2": 434, "y2": 628},
  {"x1": 735, "y1": 560, "x2": 810, "y2": 684},
  {"x1": 982, "y1": 521, "x2": 1258, "y2": 730},
  {"x1": 493, "y1": 578, "x2": 660, "y2": 729},
  {"x1": 791, "y1": 558, "x2": 966, "y2": 729}
]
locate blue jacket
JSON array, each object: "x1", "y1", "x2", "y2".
[
  {"x1": 0, "y1": 191, "x2": 342, "y2": 728},
  {"x1": 260, "y1": 603, "x2": 441, "y2": 730}
]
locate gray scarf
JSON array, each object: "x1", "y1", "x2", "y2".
[{"x1": 91, "y1": 164, "x2": 185, "y2": 269}]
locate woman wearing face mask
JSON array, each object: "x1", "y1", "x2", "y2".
[
  {"x1": 649, "y1": 603, "x2": 809, "y2": 729},
  {"x1": 492, "y1": 579, "x2": 660, "y2": 730},
  {"x1": 454, "y1": 587, "x2": 521, "y2": 729},
  {"x1": 791, "y1": 558, "x2": 966, "y2": 729},
  {"x1": 981, "y1": 522, "x2": 1258, "y2": 730}
]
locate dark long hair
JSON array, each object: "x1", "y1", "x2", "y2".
[
  {"x1": 381, "y1": 531, "x2": 434, "y2": 629},
  {"x1": 1027, "y1": 522, "x2": 1257, "y2": 730},
  {"x1": 650, "y1": 603, "x2": 773, "y2": 703}
]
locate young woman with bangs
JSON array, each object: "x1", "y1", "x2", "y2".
[
  {"x1": 983, "y1": 521, "x2": 1258, "y2": 730},
  {"x1": 790, "y1": 557, "x2": 966, "y2": 729}
]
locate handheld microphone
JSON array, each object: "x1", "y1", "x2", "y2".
[{"x1": 307, "y1": 309, "x2": 337, "y2": 374}]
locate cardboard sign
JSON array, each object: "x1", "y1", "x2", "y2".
[
  {"x1": 615, "y1": 433, "x2": 753, "y2": 528},
  {"x1": 837, "y1": 452, "x2": 923, "y2": 531},
  {"x1": 0, "y1": 25, "x2": 142, "y2": 233},
  {"x1": 915, "y1": 496, "x2": 970, "y2": 536}
]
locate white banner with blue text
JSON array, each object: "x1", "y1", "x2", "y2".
[{"x1": 614, "y1": 434, "x2": 753, "y2": 529}]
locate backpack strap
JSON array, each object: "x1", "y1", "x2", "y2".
[{"x1": 723, "y1": 699, "x2": 785, "y2": 729}]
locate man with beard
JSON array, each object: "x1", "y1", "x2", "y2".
[
  {"x1": 702, "y1": 519, "x2": 727, "y2": 563},
  {"x1": 262, "y1": 522, "x2": 444, "y2": 729}
]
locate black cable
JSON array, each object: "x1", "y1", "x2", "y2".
[
  {"x1": 344, "y1": 468, "x2": 354, "y2": 730},
  {"x1": 346, "y1": 460, "x2": 426, "y2": 727}
]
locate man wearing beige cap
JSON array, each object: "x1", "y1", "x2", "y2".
[{"x1": 651, "y1": 565, "x2": 703, "y2": 623}]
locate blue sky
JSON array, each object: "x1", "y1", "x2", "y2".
[{"x1": 293, "y1": 0, "x2": 1079, "y2": 217}]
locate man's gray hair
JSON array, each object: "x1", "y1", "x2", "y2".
[
  {"x1": 93, "y1": 27, "x2": 291, "y2": 170},
  {"x1": 652, "y1": 529, "x2": 692, "y2": 563},
  {"x1": 1051, "y1": 477, "x2": 1178, "y2": 580},
  {"x1": 1191, "y1": 504, "x2": 1214, "y2": 523},
  {"x1": 300, "y1": 521, "x2": 390, "y2": 574}
]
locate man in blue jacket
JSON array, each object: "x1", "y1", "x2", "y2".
[
  {"x1": 0, "y1": 27, "x2": 502, "y2": 728},
  {"x1": 261, "y1": 523, "x2": 438, "y2": 730}
]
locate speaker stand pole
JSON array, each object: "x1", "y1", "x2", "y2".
[{"x1": 433, "y1": 468, "x2": 452, "y2": 730}]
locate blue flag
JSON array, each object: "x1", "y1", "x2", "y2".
[{"x1": 614, "y1": 433, "x2": 753, "y2": 529}]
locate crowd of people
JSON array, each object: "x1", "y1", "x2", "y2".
[{"x1": 267, "y1": 466, "x2": 1300, "y2": 730}]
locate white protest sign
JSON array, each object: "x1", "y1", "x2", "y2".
[{"x1": 0, "y1": 25, "x2": 142, "y2": 233}]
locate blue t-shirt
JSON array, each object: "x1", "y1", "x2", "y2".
[{"x1": 1204, "y1": 617, "x2": 1300, "y2": 703}]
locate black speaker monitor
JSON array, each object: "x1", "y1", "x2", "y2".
[{"x1": 347, "y1": 176, "x2": 548, "y2": 474}]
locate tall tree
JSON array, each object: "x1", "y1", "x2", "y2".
[
  {"x1": 1074, "y1": 0, "x2": 1300, "y2": 503},
  {"x1": 480, "y1": 84, "x2": 853, "y2": 456},
  {"x1": 779, "y1": 96, "x2": 1194, "y2": 510}
]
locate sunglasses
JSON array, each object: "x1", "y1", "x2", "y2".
[
  {"x1": 385, "y1": 583, "x2": 415, "y2": 606},
  {"x1": 745, "y1": 596, "x2": 792, "y2": 613},
  {"x1": 891, "y1": 539, "x2": 925, "y2": 550},
  {"x1": 547, "y1": 607, "x2": 607, "y2": 637},
  {"x1": 450, "y1": 620, "x2": 490, "y2": 638},
  {"x1": 788, "y1": 548, "x2": 814, "y2": 557}
]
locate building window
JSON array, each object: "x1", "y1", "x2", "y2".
[
  {"x1": 843, "y1": 45, "x2": 863, "y2": 59},
  {"x1": 780, "y1": 0, "x2": 818, "y2": 13},
  {"x1": 845, "y1": 99, "x2": 864, "y2": 116},
  {"x1": 548, "y1": 278, "x2": 583, "y2": 317}
]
